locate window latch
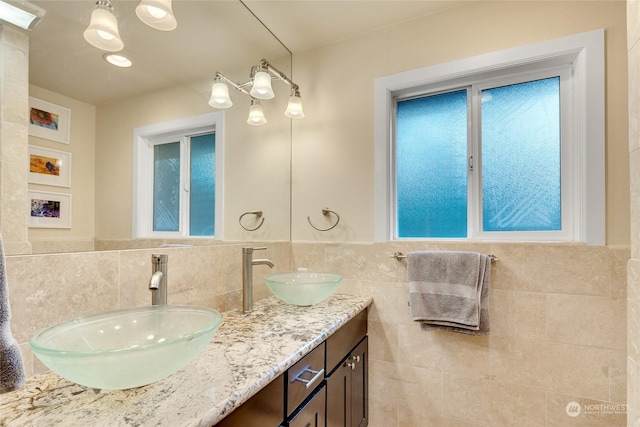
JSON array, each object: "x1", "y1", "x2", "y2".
[{"x1": 468, "y1": 156, "x2": 473, "y2": 171}]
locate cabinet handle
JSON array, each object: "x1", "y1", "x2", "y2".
[
  {"x1": 292, "y1": 366, "x2": 325, "y2": 389},
  {"x1": 346, "y1": 361, "x2": 356, "y2": 370},
  {"x1": 352, "y1": 355, "x2": 361, "y2": 363}
]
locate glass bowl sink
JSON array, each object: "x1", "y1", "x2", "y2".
[
  {"x1": 30, "y1": 305, "x2": 222, "y2": 390},
  {"x1": 264, "y1": 272, "x2": 343, "y2": 306}
]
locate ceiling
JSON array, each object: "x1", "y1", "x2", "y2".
[{"x1": 24, "y1": 0, "x2": 468, "y2": 105}]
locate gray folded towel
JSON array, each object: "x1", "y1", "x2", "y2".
[
  {"x1": 408, "y1": 251, "x2": 490, "y2": 335},
  {"x1": 0, "y1": 234, "x2": 25, "y2": 393}
]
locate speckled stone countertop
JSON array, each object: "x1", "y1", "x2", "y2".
[{"x1": 0, "y1": 294, "x2": 372, "y2": 427}]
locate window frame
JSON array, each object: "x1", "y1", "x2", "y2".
[
  {"x1": 374, "y1": 29, "x2": 605, "y2": 244},
  {"x1": 132, "y1": 112, "x2": 224, "y2": 240}
]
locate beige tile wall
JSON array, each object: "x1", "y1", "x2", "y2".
[
  {"x1": 628, "y1": 1, "x2": 640, "y2": 426},
  {"x1": 6, "y1": 240, "x2": 628, "y2": 426},
  {"x1": 0, "y1": 26, "x2": 30, "y2": 256},
  {"x1": 292, "y1": 242, "x2": 629, "y2": 427}
]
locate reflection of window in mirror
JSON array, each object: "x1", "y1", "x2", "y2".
[{"x1": 132, "y1": 112, "x2": 225, "y2": 239}]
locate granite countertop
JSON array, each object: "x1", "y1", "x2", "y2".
[{"x1": 0, "y1": 294, "x2": 373, "y2": 427}]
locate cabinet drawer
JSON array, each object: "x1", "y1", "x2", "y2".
[
  {"x1": 285, "y1": 385, "x2": 326, "y2": 427},
  {"x1": 286, "y1": 342, "x2": 326, "y2": 417},
  {"x1": 326, "y1": 309, "x2": 367, "y2": 374}
]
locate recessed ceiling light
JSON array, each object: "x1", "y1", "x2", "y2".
[{"x1": 104, "y1": 53, "x2": 132, "y2": 68}]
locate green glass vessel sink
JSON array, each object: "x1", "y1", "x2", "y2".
[
  {"x1": 30, "y1": 305, "x2": 222, "y2": 390},
  {"x1": 264, "y1": 272, "x2": 343, "y2": 306}
]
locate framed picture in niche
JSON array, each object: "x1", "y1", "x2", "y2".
[
  {"x1": 28, "y1": 190, "x2": 71, "y2": 229},
  {"x1": 28, "y1": 97, "x2": 71, "y2": 144},
  {"x1": 28, "y1": 145, "x2": 71, "y2": 187}
]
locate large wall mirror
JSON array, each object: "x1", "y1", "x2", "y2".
[{"x1": 25, "y1": 0, "x2": 292, "y2": 253}]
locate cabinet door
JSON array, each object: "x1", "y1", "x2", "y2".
[
  {"x1": 351, "y1": 337, "x2": 368, "y2": 427},
  {"x1": 287, "y1": 386, "x2": 326, "y2": 427},
  {"x1": 326, "y1": 337, "x2": 368, "y2": 427},
  {"x1": 326, "y1": 358, "x2": 351, "y2": 427}
]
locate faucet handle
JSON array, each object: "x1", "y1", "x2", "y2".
[{"x1": 243, "y1": 246, "x2": 267, "y2": 254}]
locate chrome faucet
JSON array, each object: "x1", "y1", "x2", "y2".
[
  {"x1": 149, "y1": 254, "x2": 168, "y2": 305},
  {"x1": 242, "y1": 247, "x2": 274, "y2": 313}
]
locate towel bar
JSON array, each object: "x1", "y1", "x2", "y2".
[{"x1": 390, "y1": 251, "x2": 498, "y2": 264}]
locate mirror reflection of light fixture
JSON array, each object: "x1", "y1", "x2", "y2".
[
  {"x1": 135, "y1": 0, "x2": 177, "y2": 31},
  {"x1": 210, "y1": 59, "x2": 305, "y2": 125},
  {"x1": 285, "y1": 90, "x2": 305, "y2": 119},
  {"x1": 247, "y1": 99, "x2": 267, "y2": 126},
  {"x1": 250, "y1": 69, "x2": 275, "y2": 100},
  {"x1": 208, "y1": 75, "x2": 233, "y2": 109},
  {"x1": 0, "y1": 0, "x2": 45, "y2": 30},
  {"x1": 83, "y1": 0, "x2": 124, "y2": 52}
]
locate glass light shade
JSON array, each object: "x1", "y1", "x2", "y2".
[
  {"x1": 83, "y1": 7, "x2": 124, "y2": 52},
  {"x1": 208, "y1": 82, "x2": 233, "y2": 109},
  {"x1": 285, "y1": 95, "x2": 305, "y2": 118},
  {"x1": 135, "y1": 0, "x2": 177, "y2": 31},
  {"x1": 250, "y1": 71, "x2": 275, "y2": 100},
  {"x1": 247, "y1": 103, "x2": 267, "y2": 126}
]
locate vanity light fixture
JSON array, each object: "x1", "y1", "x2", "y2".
[
  {"x1": 209, "y1": 59, "x2": 305, "y2": 126},
  {"x1": 135, "y1": 0, "x2": 177, "y2": 31},
  {"x1": 83, "y1": 0, "x2": 124, "y2": 52},
  {"x1": 0, "y1": 0, "x2": 45, "y2": 30}
]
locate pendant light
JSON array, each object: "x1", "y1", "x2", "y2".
[
  {"x1": 83, "y1": 0, "x2": 123, "y2": 52},
  {"x1": 135, "y1": 0, "x2": 176, "y2": 31}
]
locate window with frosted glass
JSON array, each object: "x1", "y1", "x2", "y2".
[
  {"x1": 395, "y1": 76, "x2": 561, "y2": 238},
  {"x1": 189, "y1": 133, "x2": 215, "y2": 236},
  {"x1": 481, "y1": 77, "x2": 561, "y2": 232},
  {"x1": 396, "y1": 90, "x2": 468, "y2": 238},
  {"x1": 153, "y1": 142, "x2": 180, "y2": 232}
]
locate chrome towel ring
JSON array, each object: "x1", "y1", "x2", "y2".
[
  {"x1": 307, "y1": 208, "x2": 340, "y2": 231},
  {"x1": 239, "y1": 210, "x2": 265, "y2": 231}
]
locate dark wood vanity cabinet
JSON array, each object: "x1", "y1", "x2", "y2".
[
  {"x1": 325, "y1": 310, "x2": 368, "y2": 427},
  {"x1": 215, "y1": 309, "x2": 368, "y2": 427}
]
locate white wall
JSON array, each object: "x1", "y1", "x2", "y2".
[{"x1": 290, "y1": 0, "x2": 630, "y2": 245}]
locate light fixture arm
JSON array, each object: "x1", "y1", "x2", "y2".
[
  {"x1": 255, "y1": 58, "x2": 302, "y2": 96},
  {"x1": 214, "y1": 72, "x2": 251, "y2": 96}
]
